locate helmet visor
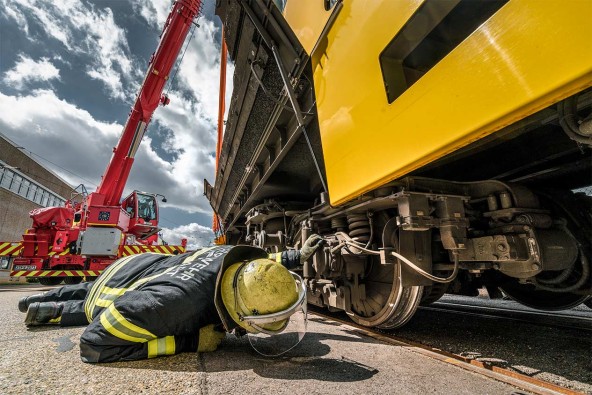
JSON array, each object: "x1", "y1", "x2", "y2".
[{"x1": 244, "y1": 271, "x2": 307, "y2": 356}]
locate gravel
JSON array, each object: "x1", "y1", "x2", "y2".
[{"x1": 393, "y1": 295, "x2": 592, "y2": 394}]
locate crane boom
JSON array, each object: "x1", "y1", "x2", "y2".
[
  {"x1": 97, "y1": 0, "x2": 202, "y2": 206},
  {"x1": 6, "y1": 0, "x2": 200, "y2": 283}
]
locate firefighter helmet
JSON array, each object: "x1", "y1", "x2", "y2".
[{"x1": 220, "y1": 258, "x2": 307, "y2": 356}]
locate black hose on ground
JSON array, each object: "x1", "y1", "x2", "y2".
[{"x1": 533, "y1": 249, "x2": 590, "y2": 293}]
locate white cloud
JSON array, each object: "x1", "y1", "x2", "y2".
[
  {"x1": 0, "y1": 0, "x2": 30, "y2": 35},
  {"x1": 0, "y1": 89, "x2": 120, "y2": 187},
  {"x1": 130, "y1": 0, "x2": 171, "y2": 29},
  {"x1": 1, "y1": 0, "x2": 134, "y2": 100},
  {"x1": 178, "y1": 18, "x2": 233, "y2": 122},
  {"x1": 160, "y1": 222, "x2": 214, "y2": 249},
  {"x1": 0, "y1": 1, "x2": 233, "y2": 245},
  {"x1": 81, "y1": 7, "x2": 134, "y2": 100},
  {"x1": 3, "y1": 55, "x2": 61, "y2": 89}
]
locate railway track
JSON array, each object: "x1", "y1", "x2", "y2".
[
  {"x1": 310, "y1": 306, "x2": 585, "y2": 395},
  {"x1": 422, "y1": 301, "x2": 592, "y2": 332}
]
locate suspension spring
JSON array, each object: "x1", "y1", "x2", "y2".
[
  {"x1": 347, "y1": 214, "x2": 371, "y2": 244},
  {"x1": 331, "y1": 217, "x2": 347, "y2": 230}
]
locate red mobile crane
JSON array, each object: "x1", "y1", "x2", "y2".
[{"x1": 2, "y1": 0, "x2": 203, "y2": 285}]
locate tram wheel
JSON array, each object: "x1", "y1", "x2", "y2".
[
  {"x1": 500, "y1": 281, "x2": 587, "y2": 311},
  {"x1": 420, "y1": 282, "x2": 449, "y2": 306},
  {"x1": 39, "y1": 277, "x2": 63, "y2": 286},
  {"x1": 348, "y1": 227, "x2": 422, "y2": 329},
  {"x1": 64, "y1": 276, "x2": 83, "y2": 285}
]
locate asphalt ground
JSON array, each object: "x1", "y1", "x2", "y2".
[{"x1": 1, "y1": 287, "x2": 530, "y2": 395}]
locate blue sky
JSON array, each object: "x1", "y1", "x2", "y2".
[{"x1": 0, "y1": 0, "x2": 234, "y2": 248}]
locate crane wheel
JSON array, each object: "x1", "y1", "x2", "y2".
[{"x1": 39, "y1": 278, "x2": 63, "y2": 286}]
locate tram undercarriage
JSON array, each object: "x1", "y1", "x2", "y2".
[
  {"x1": 209, "y1": 0, "x2": 592, "y2": 329},
  {"x1": 242, "y1": 177, "x2": 591, "y2": 328}
]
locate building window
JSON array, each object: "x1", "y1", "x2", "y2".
[
  {"x1": 0, "y1": 163, "x2": 67, "y2": 208},
  {"x1": 27, "y1": 184, "x2": 37, "y2": 201},
  {"x1": 10, "y1": 175, "x2": 22, "y2": 194},
  {"x1": 19, "y1": 179, "x2": 30, "y2": 197},
  {"x1": 0, "y1": 170, "x2": 13, "y2": 189}
]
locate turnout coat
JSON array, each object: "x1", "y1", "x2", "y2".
[{"x1": 49, "y1": 245, "x2": 300, "y2": 363}]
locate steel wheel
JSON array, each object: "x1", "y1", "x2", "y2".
[
  {"x1": 348, "y1": 259, "x2": 422, "y2": 329},
  {"x1": 420, "y1": 282, "x2": 449, "y2": 306},
  {"x1": 348, "y1": 219, "x2": 423, "y2": 330},
  {"x1": 500, "y1": 281, "x2": 587, "y2": 311}
]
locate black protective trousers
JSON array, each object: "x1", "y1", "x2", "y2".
[{"x1": 37, "y1": 282, "x2": 91, "y2": 327}]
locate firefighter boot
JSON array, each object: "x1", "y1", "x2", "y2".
[
  {"x1": 18, "y1": 293, "x2": 45, "y2": 313},
  {"x1": 25, "y1": 302, "x2": 64, "y2": 326}
]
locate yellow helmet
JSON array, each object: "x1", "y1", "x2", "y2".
[
  {"x1": 221, "y1": 258, "x2": 298, "y2": 333},
  {"x1": 214, "y1": 246, "x2": 308, "y2": 356}
]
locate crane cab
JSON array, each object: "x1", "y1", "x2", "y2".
[{"x1": 122, "y1": 191, "x2": 162, "y2": 244}]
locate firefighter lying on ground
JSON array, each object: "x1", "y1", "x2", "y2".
[{"x1": 17, "y1": 235, "x2": 324, "y2": 363}]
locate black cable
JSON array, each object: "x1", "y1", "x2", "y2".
[{"x1": 165, "y1": 22, "x2": 198, "y2": 97}]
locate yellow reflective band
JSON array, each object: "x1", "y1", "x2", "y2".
[
  {"x1": 99, "y1": 304, "x2": 156, "y2": 343},
  {"x1": 276, "y1": 253, "x2": 282, "y2": 264},
  {"x1": 95, "y1": 298, "x2": 114, "y2": 308},
  {"x1": 95, "y1": 290, "x2": 124, "y2": 308},
  {"x1": 85, "y1": 255, "x2": 136, "y2": 322},
  {"x1": 147, "y1": 336, "x2": 176, "y2": 358},
  {"x1": 128, "y1": 247, "x2": 221, "y2": 291},
  {"x1": 102, "y1": 286, "x2": 127, "y2": 296},
  {"x1": 48, "y1": 317, "x2": 61, "y2": 324}
]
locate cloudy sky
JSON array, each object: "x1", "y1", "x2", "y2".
[{"x1": 0, "y1": 0, "x2": 234, "y2": 248}]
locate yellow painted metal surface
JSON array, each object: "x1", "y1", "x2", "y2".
[
  {"x1": 310, "y1": 0, "x2": 592, "y2": 206},
  {"x1": 282, "y1": 0, "x2": 336, "y2": 55}
]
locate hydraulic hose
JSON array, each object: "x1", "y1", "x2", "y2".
[
  {"x1": 536, "y1": 261, "x2": 575, "y2": 285},
  {"x1": 332, "y1": 234, "x2": 459, "y2": 284}
]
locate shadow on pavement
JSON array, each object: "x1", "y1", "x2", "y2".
[{"x1": 102, "y1": 330, "x2": 380, "y2": 382}]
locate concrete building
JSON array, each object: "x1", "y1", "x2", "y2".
[{"x1": 0, "y1": 133, "x2": 75, "y2": 280}]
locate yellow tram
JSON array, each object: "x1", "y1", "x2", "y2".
[{"x1": 207, "y1": 0, "x2": 592, "y2": 328}]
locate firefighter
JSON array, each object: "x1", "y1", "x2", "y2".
[{"x1": 18, "y1": 235, "x2": 323, "y2": 363}]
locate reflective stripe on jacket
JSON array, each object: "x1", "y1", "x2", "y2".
[{"x1": 80, "y1": 246, "x2": 231, "y2": 363}]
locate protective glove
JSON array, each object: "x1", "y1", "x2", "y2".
[
  {"x1": 198, "y1": 324, "x2": 226, "y2": 352},
  {"x1": 299, "y1": 234, "x2": 324, "y2": 264}
]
